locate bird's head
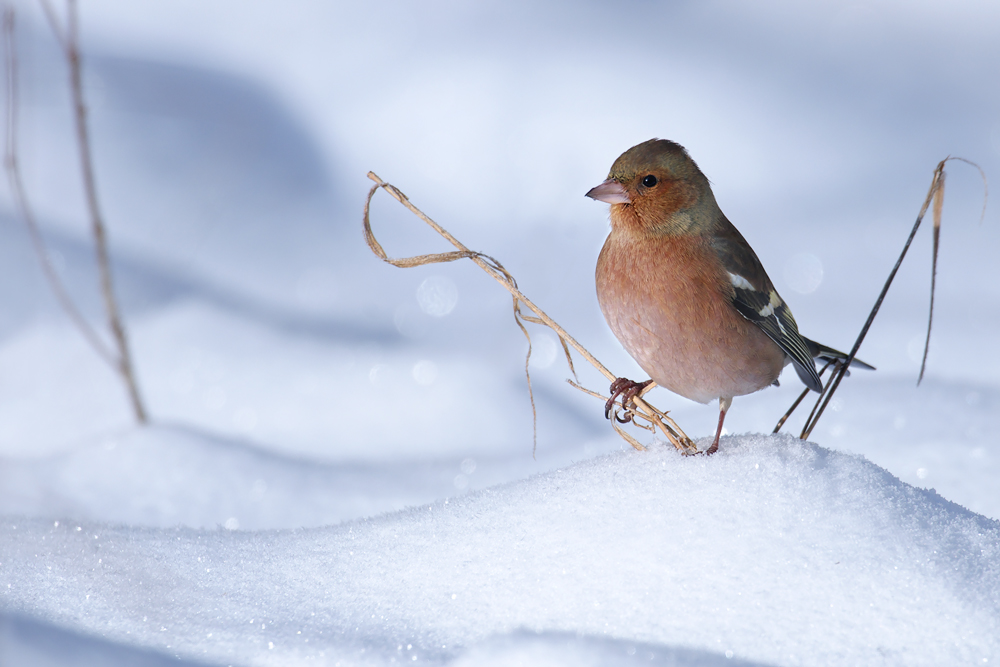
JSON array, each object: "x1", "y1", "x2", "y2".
[{"x1": 586, "y1": 139, "x2": 713, "y2": 234}]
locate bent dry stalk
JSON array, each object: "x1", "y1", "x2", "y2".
[
  {"x1": 363, "y1": 172, "x2": 698, "y2": 455},
  {"x1": 774, "y1": 157, "x2": 986, "y2": 439}
]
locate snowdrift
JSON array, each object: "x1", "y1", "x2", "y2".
[{"x1": 2, "y1": 434, "x2": 997, "y2": 666}]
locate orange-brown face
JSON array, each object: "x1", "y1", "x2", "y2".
[{"x1": 587, "y1": 139, "x2": 707, "y2": 233}]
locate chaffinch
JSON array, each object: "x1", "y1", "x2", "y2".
[{"x1": 587, "y1": 139, "x2": 872, "y2": 454}]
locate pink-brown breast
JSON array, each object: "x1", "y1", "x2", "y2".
[{"x1": 596, "y1": 229, "x2": 785, "y2": 404}]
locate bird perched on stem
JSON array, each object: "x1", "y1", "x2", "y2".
[{"x1": 587, "y1": 139, "x2": 871, "y2": 454}]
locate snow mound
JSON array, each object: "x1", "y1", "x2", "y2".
[
  {"x1": 449, "y1": 630, "x2": 770, "y2": 667},
  {"x1": 2, "y1": 434, "x2": 997, "y2": 666},
  {"x1": 0, "y1": 611, "x2": 215, "y2": 667},
  {"x1": 0, "y1": 421, "x2": 613, "y2": 531},
  {"x1": 0, "y1": 424, "x2": 476, "y2": 530}
]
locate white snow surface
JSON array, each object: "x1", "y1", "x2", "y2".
[
  {"x1": 3, "y1": 434, "x2": 999, "y2": 667},
  {"x1": 1, "y1": 0, "x2": 1000, "y2": 665}
]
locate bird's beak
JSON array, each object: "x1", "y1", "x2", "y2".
[{"x1": 585, "y1": 179, "x2": 631, "y2": 205}]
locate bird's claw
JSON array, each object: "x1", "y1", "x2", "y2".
[
  {"x1": 605, "y1": 378, "x2": 653, "y2": 421},
  {"x1": 613, "y1": 410, "x2": 633, "y2": 424}
]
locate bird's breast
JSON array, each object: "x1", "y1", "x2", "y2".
[{"x1": 595, "y1": 231, "x2": 784, "y2": 403}]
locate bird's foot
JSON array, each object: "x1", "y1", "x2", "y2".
[{"x1": 605, "y1": 378, "x2": 653, "y2": 423}]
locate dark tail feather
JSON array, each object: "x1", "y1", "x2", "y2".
[{"x1": 803, "y1": 337, "x2": 876, "y2": 371}]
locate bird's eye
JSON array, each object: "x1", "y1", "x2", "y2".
[{"x1": 641, "y1": 175, "x2": 658, "y2": 187}]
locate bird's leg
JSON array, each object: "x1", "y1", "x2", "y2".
[
  {"x1": 605, "y1": 378, "x2": 653, "y2": 423},
  {"x1": 705, "y1": 396, "x2": 732, "y2": 455}
]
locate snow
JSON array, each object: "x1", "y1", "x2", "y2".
[
  {"x1": 3, "y1": 436, "x2": 999, "y2": 666},
  {"x1": 1, "y1": 0, "x2": 1000, "y2": 665},
  {"x1": 0, "y1": 611, "x2": 213, "y2": 667}
]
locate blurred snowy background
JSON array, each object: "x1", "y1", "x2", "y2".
[{"x1": 0, "y1": 1, "x2": 998, "y2": 665}]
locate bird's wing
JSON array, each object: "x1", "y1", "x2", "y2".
[{"x1": 709, "y1": 227, "x2": 823, "y2": 393}]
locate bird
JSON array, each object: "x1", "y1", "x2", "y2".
[{"x1": 586, "y1": 138, "x2": 872, "y2": 454}]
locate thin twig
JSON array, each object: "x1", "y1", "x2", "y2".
[
  {"x1": 567, "y1": 380, "x2": 659, "y2": 444},
  {"x1": 798, "y1": 362, "x2": 843, "y2": 439},
  {"x1": 948, "y1": 156, "x2": 989, "y2": 224},
  {"x1": 773, "y1": 386, "x2": 809, "y2": 435},
  {"x1": 611, "y1": 417, "x2": 648, "y2": 451},
  {"x1": 918, "y1": 158, "x2": 987, "y2": 386},
  {"x1": 37, "y1": 0, "x2": 66, "y2": 52},
  {"x1": 800, "y1": 156, "x2": 938, "y2": 440},
  {"x1": 364, "y1": 172, "x2": 697, "y2": 454},
  {"x1": 566, "y1": 379, "x2": 610, "y2": 402},
  {"x1": 11, "y1": 1, "x2": 148, "y2": 423},
  {"x1": 362, "y1": 180, "x2": 545, "y2": 452},
  {"x1": 772, "y1": 359, "x2": 833, "y2": 434},
  {"x1": 918, "y1": 170, "x2": 945, "y2": 384},
  {"x1": 3, "y1": 7, "x2": 116, "y2": 364},
  {"x1": 64, "y1": 0, "x2": 146, "y2": 423},
  {"x1": 800, "y1": 163, "x2": 943, "y2": 440},
  {"x1": 799, "y1": 157, "x2": 986, "y2": 440}
]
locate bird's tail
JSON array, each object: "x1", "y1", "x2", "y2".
[{"x1": 803, "y1": 338, "x2": 875, "y2": 371}]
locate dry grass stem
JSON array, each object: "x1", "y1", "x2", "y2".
[
  {"x1": 38, "y1": 0, "x2": 65, "y2": 48},
  {"x1": 610, "y1": 418, "x2": 648, "y2": 452},
  {"x1": 771, "y1": 360, "x2": 834, "y2": 434},
  {"x1": 4, "y1": 2, "x2": 147, "y2": 423},
  {"x1": 62, "y1": 0, "x2": 146, "y2": 423},
  {"x1": 798, "y1": 157, "x2": 986, "y2": 440},
  {"x1": 3, "y1": 7, "x2": 114, "y2": 365},
  {"x1": 364, "y1": 172, "x2": 697, "y2": 455},
  {"x1": 918, "y1": 171, "x2": 945, "y2": 384}
]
